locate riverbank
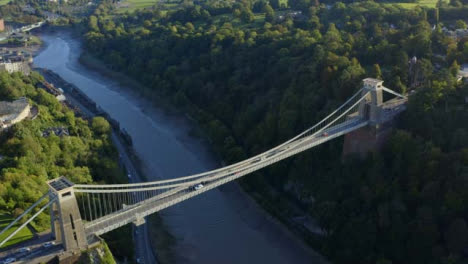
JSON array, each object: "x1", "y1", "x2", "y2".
[
  {"x1": 78, "y1": 38, "x2": 327, "y2": 261},
  {"x1": 39, "y1": 54, "x2": 173, "y2": 263},
  {"x1": 34, "y1": 67, "x2": 136, "y2": 262}
]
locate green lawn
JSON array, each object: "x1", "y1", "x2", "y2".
[
  {"x1": 0, "y1": 0, "x2": 11, "y2": 6},
  {"x1": 383, "y1": 0, "x2": 448, "y2": 9},
  {"x1": 0, "y1": 213, "x2": 34, "y2": 249},
  {"x1": 115, "y1": 0, "x2": 158, "y2": 13}
]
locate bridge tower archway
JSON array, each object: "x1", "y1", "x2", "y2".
[
  {"x1": 47, "y1": 177, "x2": 88, "y2": 252},
  {"x1": 358, "y1": 78, "x2": 384, "y2": 126}
]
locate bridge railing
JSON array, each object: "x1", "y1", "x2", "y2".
[
  {"x1": 74, "y1": 88, "x2": 367, "y2": 191},
  {"x1": 75, "y1": 91, "x2": 370, "y2": 224},
  {"x1": 85, "y1": 118, "x2": 370, "y2": 235}
]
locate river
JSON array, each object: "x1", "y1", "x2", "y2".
[{"x1": 33, "y1": 31, "x2": 326, "y2": 264}]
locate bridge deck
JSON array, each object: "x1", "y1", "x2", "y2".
[{"x1": 84, "y1": 118, "x2": 369, "y2": 236}]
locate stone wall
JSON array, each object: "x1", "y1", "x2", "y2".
[
  {"x1": 342, "y1": 125, "x2": 393, "y2": 158},
  {"x1": 0, "y1": 98, "x2": 31, "y2": 129}
]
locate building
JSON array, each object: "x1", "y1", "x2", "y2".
[
  {"x1": 442, "y1": 27, "x2": 468, "y2": 40},
  {"x1": 42, "y1": 127, "x2": 70, "y2": 137},
  {"x1": 277, "y1": 10, "x2": 306, "y2": 22},
  {"x1": 0, "y1": 19, "x2": 4, "y2": 32},
  {"x1": 0, "y1": 49, "x2": 33, "y2": 75},
  {"x1": 0, "y1": 97, "x2": 31, "y2": 129},
  {"x1": 39, "y1": 81, "x2": 67, "y2": 102},
  {"x1": 457, "y1": 64, "x2": 468, "y2": 82}
]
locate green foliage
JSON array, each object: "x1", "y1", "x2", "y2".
[
  {"x1": 84, "y1": 1, "x2": 468, "y2": 263},
  {"x1": 0, "y1": 213, "x2": 34, "y2": 248},
  {"x1": 455, "y1": 19, "x2": 467, "y2": 29},
  {"x1": 92, "y1": 116, "x2": 111, "y2": 135},
  {"x1": 0, "y1": 72, "x2": 124, "y2": 231}
]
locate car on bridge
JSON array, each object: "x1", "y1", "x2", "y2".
[
  {"x1": 192, "y1": 184, "x2": 204, "y2": 191},
  {"x1": 2, "y1": 257, "x2": 16, "y2": 264},
  {"x1": 322, "y1": 132, "x2": 329, "y2": 137},
  {"x1": 251, "y1": 157, "x2": 262, "y2": 164},
  {"x1": 266, "y1": 148, "x2": 285, "y2": 158}
]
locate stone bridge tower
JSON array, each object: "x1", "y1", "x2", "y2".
[
  {"x1": 47, "y1": 177, "x2": 88, "y2": 252},
  {"x1": 343, "y1": 78, "x2": 401, "y2": 157}
]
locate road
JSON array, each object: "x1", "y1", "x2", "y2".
[
  {"x1": 39, "y1": 68, "x2": 157, "y2": 264},
  {"x1": 111, "y1": 133, "x2": 157, "y2": 264},
  {"x1": 0, "y1": 238, "x2": 62, "y2": 264}
]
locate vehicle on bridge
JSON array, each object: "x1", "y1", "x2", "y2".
[
  {"x1": 192, "y1": 183, "x2": 204, "y2": 191},
  {"x1": 2, "y1": 257, "x2": 16, "y2": 264}
]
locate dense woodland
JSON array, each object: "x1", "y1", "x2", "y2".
[
  {"x1": 0, "y1": 72, "x2": 124, "y2": 230},
  {"x1": 0, "y1": 0, "x2": 91, "y2": 24},
  {"x1": 1, "y1": 0, "x2": 467, "y2": 262},
  {"x1": 81, "y1": 0, "x2": 468, "y2": 263}
]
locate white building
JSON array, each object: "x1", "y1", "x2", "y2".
[
  {"x1": 0, "y1": 49, "x2": 33, "y2": 75},
  {"x1": 0, "y1": 61, "x2": 31, "y2": 75},
  {"x1": 457, "y1": 64, "x2": 468, "y2": 82},
  {"x1": 0, "y1": 97, "x2": 31, "y2": 129}
]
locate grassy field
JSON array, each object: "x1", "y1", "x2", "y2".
[
  {"x1": 0, "y1": 213, "x2": 34, "y2": 249},
  {"x1": 115, "y1": 0, "x2": 171, "y2": 13},
  {"x1": 0, "y1": 0, "x2": 11, "y2": 6},
  {"x1": 384, "y1": 0, "x2": 448, "y2": 9}
]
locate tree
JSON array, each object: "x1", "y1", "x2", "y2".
[
  {"x1": 240, "y1": 8, "x2": 254, "y2": 23},
  {"x1": 92, "y1": 117, "x2": 111, "y2": 135},
  {"x1": 449, "y1": 60, "x2": 460, "y2": 77},
  {"x1": 445, "y1": 218, "x2": 468, "y2": 255},
  {"x1": 323, "y1": 23, "x2": 342, "y2": 51},
  {"x1": 263, "y1": 4, "x2": 275, "y2": 23},
  {"x1": 269, "y1": 0, "x2": 280, "y2": 9},
  {"x1": 455, "y1": 20, "x2": 467, "y2": 30},
  {"x1": 450, "y1": 0, "x2": 463, "y2": 7},
  {"x1": 371, "y1": 64, "x2": 382, "y2": 79},
  {"x1": 88, "y1": 15, "x2": 99, "y2": 32}
]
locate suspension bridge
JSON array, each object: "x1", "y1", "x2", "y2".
[{"x1": 0, "y1": 78, "x2": 407, "y2": 256}]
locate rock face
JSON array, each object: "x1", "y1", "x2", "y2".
[
  {"x1": 342, "y1": 125, "x2": 393, "y2": 158},
  {"x1": 57, "y1": 241, "x2": 117, "y2": 264}
]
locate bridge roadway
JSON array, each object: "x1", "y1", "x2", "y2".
[
  {"x1": 84, "y1": 116, "x2": 369, "y2": 236},
  {"x1": 74, "y1": 89, "x2": 371, "y2": 193}
]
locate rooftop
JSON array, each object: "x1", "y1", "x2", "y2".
[
  {"x1": 0, "y1": 97, "x2": 29, "y2": 119},
  {"x1": 458, "y1": 64, "x2": 468, "y2": 78},
  {"x1": 363, "y1": 78, "x2": 384, "y2": 88},
  {"x1": 47, "y1": 177, "x2": 74, "y2": 193},
  {"x1": 0, "y1": 49, "x2": 32, "y2": 64}
]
